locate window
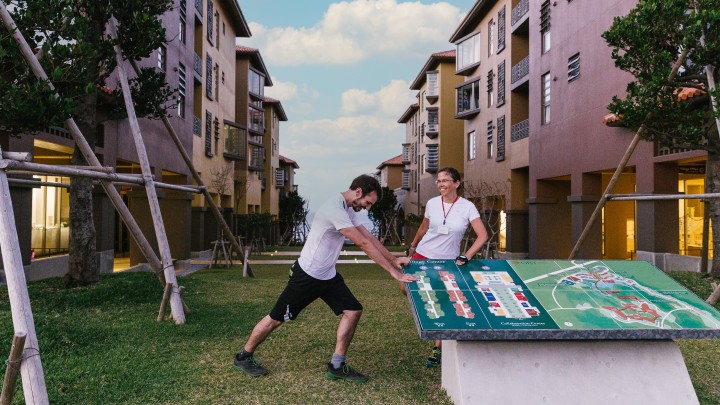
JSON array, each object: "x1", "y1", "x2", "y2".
[
  {"x1": 456, "y1": 33, "x2": 480, "y2": 71},
  {"x1": 215, "y1": 11, "x2": 220, "y2": 49},
  {"x1": 249, "y1": 107, "x2": 264, "y2": 133},
  {"x1": 275, "y1": 168, "x2": 285, "y2": 186},
  {"x1": 487, "y1": 70, "x2": 494, "y2": 107},
  {"x1": 488, "y1": 19, "x2": 495, "y2": 56},
  {"x1": 426, "y1": 71, "x2": 438, "y2": 97},
  {"x1": 205, "y1": 110, "x2": 213, "y2": 157},
  {"x1": 468, "y1": 131, "x2": 476, "y2": 160},
  {"x1": 248, "y1": 68, "x2": 264, "y2": 97},
  {"x1": 568, "y1": 53, "x2": 581, "y2": 82},
  {"x1": 427, "y1": 108, "x2": 438, "y2": 133},
  {"x1": 498, "y1": 6, "x2": 506, "y2": 53},
  {"x1": 540, "y1": 1, "x2": 551, "y2": 53},
  {"x1": 214, "y1": 63, "x2": 219, "y2": 101},
  {"x1": 224, "y1": 122, "x2": 246, "y2": 158},
  {"x1": 497, "y1": 60, "x2": 506, "y2": 106},
  {"x1": 456, "y1": 80, "x2": 481, "y2": 114},
  {"x1": 178, "y1": 63, "x2": 186, "y2": 118},
  {"x1": 179, "y1": 0, "x2": 186, "y2": 44},
  {"x1": 206, "y1": 53, "x2": 213, "y2": 100},
  {"x1": 542, "y1": 72, "x2": 551, "y2": 124},
  {"x1": 487, "y1": 122, "x2": 493, "y2": 159},
  {"x1": 496, "y1": 116, "x2": 505, "y2": 162},
  {"x1": 207, "y1": 0, "x2": 214, "y2": 45},
  {"x1": 157, "y1": 45, "x2": 166, "y2": 71}
]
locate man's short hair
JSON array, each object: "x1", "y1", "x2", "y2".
[{"x1": 349, "y1": 174, "x2": 382, "y2": 198}]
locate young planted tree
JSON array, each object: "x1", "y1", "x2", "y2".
[
  {"x1": 0, "y1": 1, "x2": 174, "y2": 285},
  {"x1": 602, "y1": 0, "x2": 720, "y2": 275},
  {"x1": 368, "y1": 186, "x2": 401, "y2": 245}
]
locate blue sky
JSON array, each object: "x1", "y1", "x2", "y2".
[{"x1": 236, "y1": 0, "x2": 476, "y2": 214}]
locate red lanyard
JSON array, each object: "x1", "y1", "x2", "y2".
[{"x1": 441, "y1": 195, "x2": 459, "y2": 225}]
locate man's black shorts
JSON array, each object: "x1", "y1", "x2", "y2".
[{"x1": 268, "y1": 261, "x2": 363, "y2": 322}]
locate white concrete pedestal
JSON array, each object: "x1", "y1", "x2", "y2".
[{"x1": 442, "y1": 340, "x2": 698, "y2": 405}]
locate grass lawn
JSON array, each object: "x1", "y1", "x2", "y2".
[{"x1": 0, "y1": 259, "x2": 719, "y2": 404}]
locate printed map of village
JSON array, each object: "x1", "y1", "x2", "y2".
[{"x1": 404, "y1": 259, "x2": 720, "y2": 338}]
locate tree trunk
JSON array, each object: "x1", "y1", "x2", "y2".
[
  {"x1": 63, "y1": 114, "x2": 99, "y2": 286},
  {"x1": 707, "y1": 151, "x2": 720, "y2": 277}
]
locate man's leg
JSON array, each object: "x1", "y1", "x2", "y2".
[
  {"x1": 234, "y1": 315, "x2": 283, "y2": 376},
  {"x1": 244, "y1": 315, "x2": 282, "y2": 352},
  {"x1": 334, "y1": 309, "x2": 362, "y2": 356}
]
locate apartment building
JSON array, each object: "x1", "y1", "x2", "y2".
[
  {"x1": 261, "y1": 97, "x2": 288, "y2": 217},
  {"x1": 234, "y1": 46, "x2": 272, "y2": 215},
  {"x1": 277, "y1": 155, "x2": 299, "y2": 198},
  {"x1": 450, "y1": 0, "x2": 530, "y2": 258},
  {"x1": 189, "y1": 0, "x2": 251, "y2": 251},
  {"x1": 400, "y1": 50, "x2": 465, "y2": 217},
  {"x1": 376, "y1": 155, "x2": 404, "y2": 190},
  {"x1": 525, "y1": 0, "x2": 707, "y2": 265}
]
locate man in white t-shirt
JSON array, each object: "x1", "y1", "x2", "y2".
[{"x1": 233, "y1": 174, "x2": 417, "y2": 382}]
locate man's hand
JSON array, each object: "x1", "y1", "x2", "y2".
[
  {"x1": 395, "y1": 256, "x2": 411, "y2": 268},
  {"x1": 394, "y1": 271, "x2": 417, "y2": 283}
]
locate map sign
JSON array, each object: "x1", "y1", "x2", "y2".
[{"x1": 404, "y1": 259, "x2": 720, "y2": 340}]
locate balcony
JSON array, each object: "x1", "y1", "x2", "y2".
[
  {"x1": 402, "y1": 170, "x2": 411, "y2": 190},
  {"x1": 511, "y1": 119, "x2": 529, "y2": 142},
  {"x1": 402, "y1": 144, "x2": 411, "y2": 164},
  {"x1": 195, "y1": 0, "x2": 203, "y2": 17},
  {"x1": 511, "y1": 55, "x2": 529, "y2": 91},
  {"x1": 425, "y1": 144, "x2": 438, "y2": 173},
  {"x1": 193, "y1": 115, "x2": 201, "y2": 137},
  {"x1": 193, "y1": 52, "x2": 202, "y2": 83},
  {"x1": 426, "y1": 123, "x2": 438, "y2": 138},
  {"x1": 511, "y1": 0, "x2": 529, "y2": 30}
]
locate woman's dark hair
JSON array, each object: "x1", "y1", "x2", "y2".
[
  {"x1": 438, "y1": 167, "x2": 461, "y2": 182},
  {"x1": 349, "y1": 174, "x2": 382, "y2": 198}
]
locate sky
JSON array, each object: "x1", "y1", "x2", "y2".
[{"x1": 236, "y1": 0, "x2": 476, "y2": 215}]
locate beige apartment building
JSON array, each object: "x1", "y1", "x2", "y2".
[
  {"x1": 449, "y1": 0, "x2": 530, "y2": 257},
  {"x1": 190, "y1": 0, "x2": 251, "y2": 249},
  {"x1": 400, "y1": 50, "x2": 465, "y2": 217}
]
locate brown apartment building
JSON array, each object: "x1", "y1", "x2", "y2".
[
  {"x1": 400, "y1": 50, "x2": 465, "y2": 218},
  {"x1": 525, "y1": 0, "x2": 707, "y2": 265},
  {"x1": 450, "y1": 0, "x2": 530, "y2": 258},
  {"x1": 261, "y1": 97, "x2": 289, "y2": 218}
]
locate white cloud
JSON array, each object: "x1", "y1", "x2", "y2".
[
  {"x1": 341, "y1": 79, "x2": 415, "y2": 117},
  {"x1": 265, "y1": 78, "x2": 321, "y2": 116},
  {"x1": 246, "y1": 0, "x2": 464, "y2": 66}
]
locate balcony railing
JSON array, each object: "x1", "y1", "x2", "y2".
[
  {"x1": 511, "y1": 0, "x2": 529, "y2": 26},
  {"x1": 402, "y1": 170, "x2": 411, "y2": 190},
  {"x1": 426, "y1": 123, "x2": 438, "y2": 135},
  {"x1": 195, "y1": 0, "x2": 203, "y2": 16},
  {"x1": 511, "y1": 56, "x2": 529, "y2": 84},
  {"x1": 402, "y1": 144, "x2": 411, "y2": 164},
  {"x1": 425, "y1": 144, "x2": 438, "y2": 173},
  {"x1": 193, "y1": 115, "x2": 201, "y2": 136},
  {"x1": 193, "y1": 52, "x2": 202, "y2": 82},
  {"x1": 511, "y1": 119, "x2": 529, "y2": 142}
]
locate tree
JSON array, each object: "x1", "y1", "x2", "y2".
[
  {"x1": 603, "y1": 0, "x2": 720, "y2": 274},
  {"x1": 368, "y1": 186, "x2": 401, "y2": 245},
  {"x1": 279, "y1": 191, "x2": 308, "y2": 245},
  {"x1": 0, "y1": 1, "x2": 174, "y2": 285},
  {"x1": 464, "y1": 180, "x2": 509, "y2": 258}
]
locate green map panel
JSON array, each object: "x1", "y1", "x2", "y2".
[{"x1": 403, "y1": 259, "x2": 720, "y2": 340}]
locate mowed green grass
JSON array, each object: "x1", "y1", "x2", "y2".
[
  {"x1": 0, "y1": 259, "x2": 719, "y2": 404},
  {"x1": 0, "y1": 262, "x2": 450, "y2": 404}
]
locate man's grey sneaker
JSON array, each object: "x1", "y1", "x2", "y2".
[
  {"x1": 233, "y1": 354, "x2": 267, "y2": 377},
  {"x1": 325, "y1": 362, "x2": 369, "y2": 382},
  {"x1": 425, "y1": 348, "x2": 441, "y2": 367}
]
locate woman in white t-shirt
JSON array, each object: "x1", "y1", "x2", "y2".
[{"x1": 404, "y1": 167, "x2": 488, "y2": 367}]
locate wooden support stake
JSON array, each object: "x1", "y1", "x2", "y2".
[
  {"x1": 179, "y1": 286, "x2": 190, "y2": 314},
  {"x1": 157, "y1": 283, "x2": 173, "y2": 322},
  {"x1": 1, "y1": 332, "x2": 27, "y2": 405}
]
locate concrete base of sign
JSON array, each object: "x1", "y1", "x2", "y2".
[{"x1": 442, "y1": 340, "x2": 698, "y2": 405}]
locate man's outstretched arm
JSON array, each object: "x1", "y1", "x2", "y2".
[{"x1": 340, "y1": 226, "x2": 416, "y2": 283}]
